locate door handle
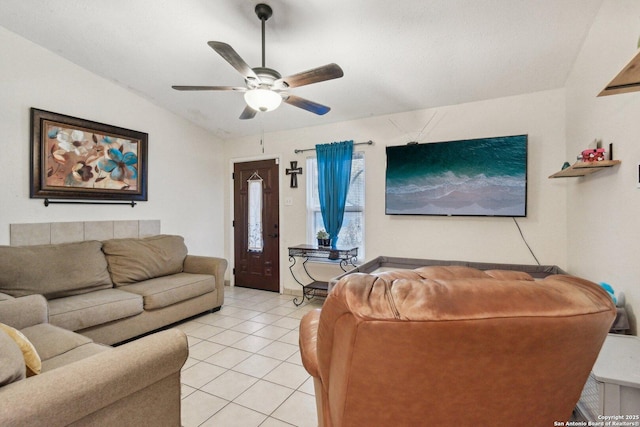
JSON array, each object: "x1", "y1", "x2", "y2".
[{"x1": 268, "y1": 233, "x2": 279, "y2": 238}]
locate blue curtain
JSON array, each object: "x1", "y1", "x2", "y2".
[{"x1": 316, "y1": 140, "x2": 353, "y2": 248}]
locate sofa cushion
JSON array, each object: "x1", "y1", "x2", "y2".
[
  {"x1": 42, "y1": 342, "x2": 110, "y2": 372},
  {"x1": 19, "y1": 323, "x2": 110, "y2": 373},
  {"x1": 102, "y1": 235, "x2": 188, "y2": 286},
  {"x1": 0, "y1": 292, "x2": 13, "y2": 301},
  {"x1": 48, "y1": 289, "x2": 143, "y2": 332},
  {"x1": 20, "y1": 323, "x2": 94, "y2": 361},
  {"x1": 0, "y1": 328, "x2": 26, "y2": 386},
  {"x1": 0, "y1": 241, "x2": 113, "y2": 299},
  {"x1": 119, "y1": 272, "x2": 215, "y2": 310},
  {"x1": 0, "y1": 323, "x2": 41, "y2": 376}
]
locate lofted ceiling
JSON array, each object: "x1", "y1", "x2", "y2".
[{"x1": 0, "y1": 0, "x2": 603, "y2": 140}]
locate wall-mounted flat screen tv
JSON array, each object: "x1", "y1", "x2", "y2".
[{"x1": 385, "y1": 135, "x2": 527, "y2": 217}]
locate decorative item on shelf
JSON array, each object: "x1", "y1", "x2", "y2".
[
  {"x1": 549, "y1": 142, "x2": 620, "y2": 179},
  {"x1": 580, "y1": 148, "x2": 606, "y2": 162},
  {"x1": 316, "y1": 229, "x2": 331, "y2": 247}
]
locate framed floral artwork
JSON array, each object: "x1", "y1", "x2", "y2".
[{"x1": 30, "y1": 108, "x2": 148, "y2": 201}]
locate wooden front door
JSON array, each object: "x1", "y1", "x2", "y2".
[{"x1": 233, "y1": 159, "x2": 280, "y2": 292}]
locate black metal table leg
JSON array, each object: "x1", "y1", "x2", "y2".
[{"x1": 288, "y1": 245, "x2": 359, "y2": 306}]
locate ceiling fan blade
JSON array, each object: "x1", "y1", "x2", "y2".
[
  {"x1": 284, "y1": 95, "x2": 331, "y2": 115},
  {"x1": 172, "y1": 85, "x2": 246, "y2": 91},
  {"x1": 208, "y1": 41, "x2": 259, "y2": 82},
  {"x1": 239, "y1": 105, "x2": 257, "y2": 120},
  {"x1": 277, "y1": 63, "x2": 344, "y2": 89}
]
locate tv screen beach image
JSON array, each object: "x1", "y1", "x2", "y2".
[{"x1": 385, "y1": 135, "x2": 527, "y2": 217}]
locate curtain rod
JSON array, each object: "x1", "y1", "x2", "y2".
[{"x1": 294, "y1": 140, "x2": 374, "y2": 154}]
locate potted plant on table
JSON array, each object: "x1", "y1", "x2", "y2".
[{"x1": 316, "y1": 229, "x2": 331, "y2": 247}]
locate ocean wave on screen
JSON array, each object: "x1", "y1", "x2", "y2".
[
  {"x1": 385, "y1": 171, "x2": 526, "y2": 215},
  {"x1": 386, "y1": 171, "x2": 525, "y2": 196}
]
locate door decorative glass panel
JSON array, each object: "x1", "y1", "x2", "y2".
[{"x1": 247, "y1": 172, "x2": 263, "y2": 252}]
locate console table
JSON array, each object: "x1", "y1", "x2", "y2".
[{"x1": 288, "y1": 244, "x2": 358, "y2": 306}]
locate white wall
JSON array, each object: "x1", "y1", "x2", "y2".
[
  {"x1": 565, "y1": 0, "x2": 640, "y2": 333},
  {"x1": 0, "y1": 27, "x2": 226, "y2": 256},
  {"x1": 225, "y1": 89, "x2": 568, "y2": 294}
]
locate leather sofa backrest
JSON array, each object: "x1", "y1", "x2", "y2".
[{"x1": 316, "y1": 266, "x2": 616, "y2": 426}]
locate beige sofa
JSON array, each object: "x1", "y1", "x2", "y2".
[
  {"x1": 0, "y1": 234, "x2": 227, "y2": 345},
  {"x1": 0, "y1": 294, "x2": 187, "y2": 426}
]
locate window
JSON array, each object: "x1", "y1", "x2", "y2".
[{"x1": 307, "y1": 152, "x2": 365, "y2": 260}]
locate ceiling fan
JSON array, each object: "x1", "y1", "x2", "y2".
[{"x1": 172, "y1": 3, "x2": 344, "y2": 120}]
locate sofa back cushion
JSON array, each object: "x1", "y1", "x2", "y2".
[
  {"x1": 102, "y1": 235, "x2": 188, "y2": 286},
  {"x1": 0, "y1": 241, "x2": 113, "y2": 299}
]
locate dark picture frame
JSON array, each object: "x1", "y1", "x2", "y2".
[{"x1": 30, "y1": 108, "x2": 148, "y2": 201}]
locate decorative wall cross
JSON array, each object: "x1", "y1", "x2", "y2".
[{"x1": 285, "y1": 161, "x2": 303, "y2": 188}]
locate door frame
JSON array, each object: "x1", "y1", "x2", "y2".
[{"x1": 228, "y1": 153, "x2": 283, "y2": 292}]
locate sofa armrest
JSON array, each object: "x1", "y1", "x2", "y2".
[
  {"x1": 184, "y1": 255, "x2": 228, "y2": 307},
  {"x1": 0, "y1": 295, "x2": 48, "y2": 329},
  {"x1": 0, "y1": 328, "x2": 188, "y2": 427},
  {"x1": 299, "y1": 309, "x2": 321, "y2": 378}
]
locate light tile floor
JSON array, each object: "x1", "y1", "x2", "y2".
[{"x1": 175, "y1": 286, "x2": 323, "y2": 427}]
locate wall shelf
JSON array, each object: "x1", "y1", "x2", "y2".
[
  {"x1": 598, "y1": 49, "x2": 640, "y2": 96},
  {"x1": 548, "y1": 160, "x2": 621, "y2": 178}
]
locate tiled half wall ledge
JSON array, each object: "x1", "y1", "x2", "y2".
[{"x1": 10, "y1": 220, "x2": 160, "y2": 246}]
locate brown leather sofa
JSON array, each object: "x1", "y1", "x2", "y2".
[{"x1": 299, "y1": 266, "x2": 616, "y2": 427}]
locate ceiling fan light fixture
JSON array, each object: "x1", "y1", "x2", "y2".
[
  {"x1": 244, "y1": 88, "x2": 282, "y2": 112},
  {"x1": 173, "y1": 3, "x2": 343, "y2": 119}
]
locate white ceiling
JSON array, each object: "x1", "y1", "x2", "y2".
[{"x1": 0, "y1": 0, "x2": 603, "y2": 140}]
